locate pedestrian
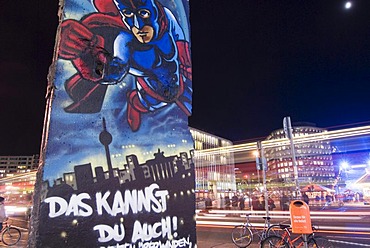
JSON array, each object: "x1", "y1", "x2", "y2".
[
  {"x1": 252, "y1": 196, "x2": 258, "y2": 210},
  {"x1": 220, "y1": 196, "x2": 225, "y2": 209},
  {"x1": 356, "y1": 193, "x2": 360, "y2": 202},
  {"x1": 232, "y1": 195, "x2": 238, "y2": 209},
  {"x1": 0, "y1": 196, "x2": 7, "y2": 230},
  {"x1": 325, "y1": 194, "x2": 332, "y2": 203},
  {"x1": 302, "y1": 192, "x2": 309, "y2": 205},
  {"x1": 239, "y1": 196, "x2": 245, "y2": 210},
  {"x1": 281, "y1": 194, "x2": 289, "y2": 211},
  {"x1": 205, "y1": 196, "x2": 212, "y2": 210},
  {"x1": 225, "y1": 196, "x2": 231, "y2": 210},
  {"x1": 268, "y1": 197, "x2": 276, "y2": 210},
  {"x1": 258, "y1": 195, "x2": 265, "y2": 210}
]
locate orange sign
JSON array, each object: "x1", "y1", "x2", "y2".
[{"x1": 290, "y1": 200, "x2": 312, "y2": 234}]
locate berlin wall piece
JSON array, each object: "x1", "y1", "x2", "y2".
[{"x1": 28, "y1": 0, "x2": 195, "y2": 247}]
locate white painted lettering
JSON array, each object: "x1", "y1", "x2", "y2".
[
  {"x1": 131, "y1": 216, "x2": 177, "y2": 243},
  {"x1": 96, "y1": 191, "x2": 112, "y2": 215},
  {"x1": 111, "y1": 191, "x2": 125, "y2": 216},
  {"x1": 93, "y1": 223, "x2": 125, "y2": 243},
  {"x1": 97, "y1": 183, "x2": 169, "y2": 217},
  {"x1": 124, "y1": 189, "x2": 138, "y2": 214},
  {"x1": 45, "y1": 193, "x2": 92, "y2": 218},
  {"x1": 44, "y1": 196, "x2": 68, "y2": 218}
]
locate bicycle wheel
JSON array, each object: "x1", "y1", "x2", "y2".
[
  {"x1": 266, "y1": 224, "x2": 286, "y2": 237},
  {"x1": 260, "y1": 235, "x2": 289, "y2": 248},
  {"x1": 2, "y1": 227, "x2": 21, "y2": 246},
  {"x1": 231, "y1": 225, "x2": 253, "y2": 247},
  {"x1": 308, "y1": 236, "x2": 334, "y2": 248}
]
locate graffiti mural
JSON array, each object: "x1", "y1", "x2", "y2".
[{"x1": 31, "y1": 0, "x2": 195, "y2": 247}]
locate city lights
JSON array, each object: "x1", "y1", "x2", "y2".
[
  {"x1": 340, "y1": 161, "x2": 350, "y2": 170},
  {"x1": 195, "y1": 125, "x2": 370, "y2": 156}
]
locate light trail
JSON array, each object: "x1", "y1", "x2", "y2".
[
  {"x1": 330, "y1": 240, "x2": 370, "y2": 247},
  {"x1": 197, "y1": 222, "x2": 370, "y2": 234},
  {"x1": 196, "y1": 210, "x2": 370, "y2": 234},
  {"x1": 0, "y1": 170, "x2": 37, "y2": 183},
  {"x1": 196, "y1": 218, "x2": 367, "y2": 230},
  {"x1": 198, "y1": 214, "x2": 362, "y2": 221},
  {"x1": 196, "y1": 223, "x2": 370, "y2": 236},
  {"x1": 199, "y1": 209, "x2": 366, "y2": 219},
  {"x1": 196, "y1": 222, "x2": 370, "y2": 236},
  {"x1": 206, "y1": 209, "x2": 370, "y2": 216},
  {"x1": 194, "y1": 125, "x2": 370, "y2": 157}
]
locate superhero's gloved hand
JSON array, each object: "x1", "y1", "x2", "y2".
[
  {"x1": 100, "y1": 57, "x2": 129, "y2": 84},
  {"x1": 59, "y1": 19, "x2": 105, "y2": 60},
  {"x1": 59, "y1": 19, "x2": 107, "y2": 82},
  {"x1": 176, "y1": 41, "x2": 192, "y2": 81}
]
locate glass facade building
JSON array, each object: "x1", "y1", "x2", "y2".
[
  {"x1": 189, "y1": 127, "x2": 236, "y2": 200},
  {"x1": 264, "y1": 124, "x2": 336, "y2": 190}
]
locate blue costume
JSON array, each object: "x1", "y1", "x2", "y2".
[{"x1": 59, "y1": 0, "x2": 192, "y2": 131}]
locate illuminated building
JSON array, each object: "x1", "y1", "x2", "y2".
[
  {"x1": 0, "y1": 155, "x2": 38, "y2": 214},
  {"x1": 264, "y1": 124, "x2": 336, "y2": 189},
  {"x1": 189, "y1": 127, "x2": 236, "y2": 199},
  {"x1": 0, "y1": 155, "x2": 39, "y2": 177},
  {"x1": 0, "y1": 171, "x2": 36, "y2": 215},
  {"x1": 0, "y1": 154, "x2": 38, "y2": 212}
]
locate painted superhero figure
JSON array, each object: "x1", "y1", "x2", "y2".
[{"x1": 59, "y1": 0, "x2": 192, "y2": 131}]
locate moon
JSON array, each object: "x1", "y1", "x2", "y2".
[{"x1": 345, "y1": 2, "x2": 352, "y2": 9}]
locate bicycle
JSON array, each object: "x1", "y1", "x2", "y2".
[
  {"x1": 231, "y1": 213, "x2": 281, "y2": 247},
  {"x1": 261, "y1": 224, "x2": 334, "y2": 248},
  {"x1": 1, "y1": 220, "x2": 21, "y2": 246}
]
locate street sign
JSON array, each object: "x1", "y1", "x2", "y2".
[{"x1": 283, "y1": 116, "x2": 293, "y2": 139}]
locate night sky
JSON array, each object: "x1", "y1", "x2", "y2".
[{"x1": 1, "y1": 0, "x2": 370, "y2": 155}]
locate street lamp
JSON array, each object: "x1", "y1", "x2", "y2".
[{"x1": 340, "y1": 161, "x2": 350, "y2": 170}]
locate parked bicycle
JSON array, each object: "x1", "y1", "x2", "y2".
[
  {"x1": 261, "y1": 224, "x2": 334, "y2": 248},
  {"x1": 1, "y1": 220, "x2": 21, "y2": 246},
  {"x1": 231, "y1": 213, "x2": 281, "y2": 247}
]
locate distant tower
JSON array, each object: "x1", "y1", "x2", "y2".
[{"x1": 99, "y1": 118, "x2": 114, "y2": 179}]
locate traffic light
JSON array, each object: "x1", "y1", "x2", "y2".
[{"x1": 256, "y1": 141, "x2": 267, "y2": 171}]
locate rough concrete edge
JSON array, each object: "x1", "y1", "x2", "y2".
[{"x1": 27, "y1": 0, "x2": 65, "y2": 247}]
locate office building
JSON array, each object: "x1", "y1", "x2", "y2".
[
  {"x1": 264, "y1": 124, "x2": 336, "y2": 189},
  {"x1": 189, "y1": 127, "x2": 236, "y2": 199},
  {"x1": 0, "y1": 155, "x2": 39, "y2": 177}
]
